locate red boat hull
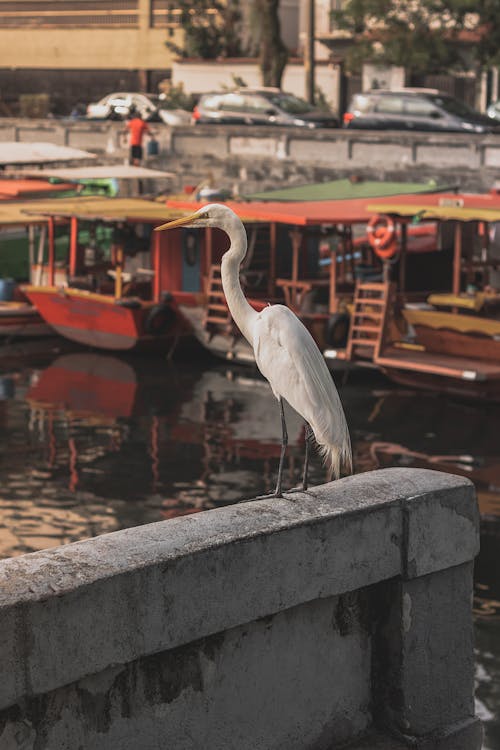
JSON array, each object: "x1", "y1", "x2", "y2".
[{"x1": 22, "y1": 287, "x2": 180, "y2": 351}]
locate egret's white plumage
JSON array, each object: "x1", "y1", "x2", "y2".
[{"x1": 155, "y1": 203, "x2": 352, "y2": 490}]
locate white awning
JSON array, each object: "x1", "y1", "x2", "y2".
[
  {"x1": 18, "y1": 164, "x2": 175, "y2": 180},
  {"x1": 0, "y1": 142, "x2": 97, "y2": 166}
]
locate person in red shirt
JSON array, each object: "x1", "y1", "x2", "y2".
[{"x1": 125, "y1": 111, "x2": 151, "y2": 166}]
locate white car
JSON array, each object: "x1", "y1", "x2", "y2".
[{"x1": 86, "y1": 92, "x2": 191, "y2": 126}]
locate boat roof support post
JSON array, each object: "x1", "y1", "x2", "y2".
[
  {"x1": 399, "y1": 221, "x2": 407, "y2": 294},
  {"x1": 289, "y1": 228, "x2": 303, "y2": 308},
  {"x1": 48, "y1": 217, "x2": 55, "y2": 286},
  {"x1": 269, "y1": 223, "x2": 277, "y2": 298},
  {"x1": 153, "y1": 229, "x2": 161, "y2": 303},
  {"x1": 28, "y1": 225, "x2": 35, "y2": 270},
  {"x1": 329, "y1": 247, "x2": 338, "y2": 314},
  {"x1": 205, "y1": 228, "x2": 213, "y2": 294},
  {"x1": 114, "y1": 246, "x2": 124, "y2": 300},
  {"x1": 69, "y1": 216, "x2": 78, "y2": 278},
  {"x1": 453, "y1": 222, "x2": 462, "y2": 296}
]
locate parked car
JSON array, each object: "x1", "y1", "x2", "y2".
[
  {"x1": 487, "y1": 99, "x2": 500, "y2": 121},
  {"x1": 192, "y1": 88, "x2": 339, "y2": 128},
  {"x1": 86, "y1": 92, "x2": 191, "y2": 126},
  {"x1": 343, "y1": 88, "x2": 500, "y2": 133}
]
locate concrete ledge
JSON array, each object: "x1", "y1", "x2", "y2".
[{"x1": 0, "y1": 468, "x2": 481, "y2": 749}]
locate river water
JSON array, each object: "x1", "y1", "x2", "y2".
[{"x1": 0, "y1": 338, "x2": 498, "y2": 747}]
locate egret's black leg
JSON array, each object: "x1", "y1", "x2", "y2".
[
  {"x1": 274, "y1": 397, "x2": 288, "y2": 497},
  {"x1": 302, "y1": 423, "x2": 314, "y2": 491}
]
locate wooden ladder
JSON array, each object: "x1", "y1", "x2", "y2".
[
  {"x1": 345, "y1": 281, "x2": 392, "y2": 362},
  {"x1": 203, "y1": 264, "x2": 234, "y2": 338}
]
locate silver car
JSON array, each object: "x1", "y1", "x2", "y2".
[
  {"x1": 86, "y1": 92, "x2": 191, "y2": 126},
  {"x1": 192, "y1": 88, "x2": 339, "y2": 128}
]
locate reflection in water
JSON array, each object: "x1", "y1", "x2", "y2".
[{"x1": 0, "y1": 354, "x2": 498, "y2": 746}]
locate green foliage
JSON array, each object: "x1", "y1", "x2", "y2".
[
  {"x1": 314, "y1": 86, "x2": 333, "y2": 111},
  {"x1": 165, "y1": 0, "x2": 243, "y2": 59},
  {"x1": 331, "y1": 0, "x2": 493, "y2": 75},
  {"x1": 158, "y1": 82, "x2": 196, "y2": 110},
  {"x1": 221, "y1": 74, "x2": 249, "y2": 91}
]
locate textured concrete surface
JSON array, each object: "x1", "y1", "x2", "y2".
[
  {"x1": 0, "y1": 468, "x2": 481, "y2": 749},
  {"x1": 0, "y1": 118, "x2": 499, "y2": 192}
]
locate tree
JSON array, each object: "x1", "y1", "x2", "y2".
[
  {"x1": 251, "y1": 0, "x2": 289, "y2": 87},
  {"x1": 331, "y1": 0, "x2": 487, "y2": 76},
  {"x1": 166, "y1": 0, "x2": 243, "y2": 60}
]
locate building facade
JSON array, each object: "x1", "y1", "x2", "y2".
[{"x1": 0, "y1": 0, "x2": 182, "y2": 113}]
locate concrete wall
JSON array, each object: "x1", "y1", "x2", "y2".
[
  {"x1": 0, "y1": 468, "x2": 482, "y2": 749},
  {"x1": 2, "y1": 117, "x2": 500, "y2": 192}
]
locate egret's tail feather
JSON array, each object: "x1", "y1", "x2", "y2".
[{"x1": 318, "y1": 439, "x2": 353, "y2": 480}]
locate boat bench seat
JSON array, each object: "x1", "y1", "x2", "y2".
[{"x1": 376, "y1": 346, "x2": 500, "y2": 382}]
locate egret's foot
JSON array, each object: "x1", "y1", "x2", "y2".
[
  {"x1": 238, "y1": 490, "x2": 283, "y2": 503},
  {"x1": 285, "y1": 486, "x2": 315, "y2": 498}
]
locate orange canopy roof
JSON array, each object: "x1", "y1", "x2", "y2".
[
  {"x1": 165, "y1": 197, "x2": 394, "y2": 226},
  {"x1": 168, "y1": 191, "x2": 500, "y2": 225},
  {"x1": 0, "y1": 179, "x2": 74, "y2": 200}
]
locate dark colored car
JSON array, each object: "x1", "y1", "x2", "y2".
[
  {"x1": 192, "y1": 88, "x2": 339, "y2": 128},
  {"x1": 343, "y1": 88, "x2": 500, "y2": 133}
]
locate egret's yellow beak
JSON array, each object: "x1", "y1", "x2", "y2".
[{"x1": 154, "y1": 212, "x2": 200, "y2": 232}]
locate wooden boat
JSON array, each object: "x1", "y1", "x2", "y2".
[
  {"x1": 0, "y1": 198, "x2": 76, "y2": 339},
  {"x1": 20, "y1": 197, "x2": 208, "y2": 351},
  {"x1": 325, "y1": 191, "x2": 500, "y2": 399},
  {"x1": 19, "y1": 182, "x2": 452, "y2": 356},
  {"x1": 164, "y1": 196, "x2": 404, "y2": 364},
  {"x1": 0, "y1": 169, "x2": 176, "y2": 342}
]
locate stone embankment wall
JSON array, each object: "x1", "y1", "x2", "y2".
[
  {"x1": 1, "y1": 118, "x2": 500, "y2": 194},
  {"x1": 0, "y1": 468, "x2": 482, "y2": 749}
]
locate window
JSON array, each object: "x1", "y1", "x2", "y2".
[
  {"x1": 242, "y1": 95, "x2": 273, "y2": 114},
  {"x1": 374, "y1": 96, "x2": 404, "y2": 114},
  {"x1": 268, "y1": 93, "x2": 312, "y2": 115},
  {"x1": 351, "y1": 95, "x2": 373, "y2": 114},
  {"x1": 405, "y1": 98, "x2": 440, "y2": 117},
  {"x1": 219, "y1": 94, "x2": 246, "y2": 112},
  {"x1": 199, "y1": 95, "x2": 223, "y2": 112}
]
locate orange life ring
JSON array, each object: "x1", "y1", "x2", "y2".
[
  {"x1": 367, "y1": 214, "x2": 395, "y2": 249},
  {"x1": 373, "y1": 238, "x2": 398, "y2": 260}
]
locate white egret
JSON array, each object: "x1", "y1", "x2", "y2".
[{"x1": 155, "y1": 204, "x2": 352, "y2": 496}]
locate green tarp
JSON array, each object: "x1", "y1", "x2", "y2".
[{"x1": 245, "y1": 178, "x2": 454, "y2": 202}]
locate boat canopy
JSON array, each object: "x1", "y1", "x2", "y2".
[
  {"x1": 21, "y1": 196, "x2": 190, "y2": 224},
  {"x1": 166, "y1": 197, "x2": 392, "y2": 226},
  {"x1": 0, "y1": 142, "x2": 96, "y2": 167},
  {"x1": 0, "y1": 178, "x2": 75, "y2": 199},
  {"x1": 367, "y1": 201, "x2": 500, "y2": 223},
  {"x1": 19, "y1": 165, "x2": 175, "y2": 181},
  {"x1": 245, "y1": 178, "x2": 455, "y2": 202}
]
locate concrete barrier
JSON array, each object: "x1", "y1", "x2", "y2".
[
  {"x1": 1, "y1": 117, "x2": 500, "y2": 192},
  {"x1": 0, "y1": 468, "x2": 481, "y2": 749}
]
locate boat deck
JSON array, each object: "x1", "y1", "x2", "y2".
[{"x1": 376, "y1": 346, "x2": 500, "y2": 382}]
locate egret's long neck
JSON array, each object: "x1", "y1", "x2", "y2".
[{"x1": 220, "y1": 218, "x2": 258, "y2": 345}]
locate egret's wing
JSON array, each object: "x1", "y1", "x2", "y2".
[
  {"x1": 254, "y1": 305, "x2": 340, "y2": 419},
  {"x1": 254, "y1": 304, "x2": 352, "y2": 476}
]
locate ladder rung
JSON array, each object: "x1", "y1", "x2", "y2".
[
  {"x1": 351, "y1": 325, "x2": 381, "y2": 333},
  {"x1": 354, "y1": 298, "x2": 385, "y2": 306},
  {"x1": 357, "y1": 282, "x2": 386, "y2": 291},
  {"x1": 353, "y1": 312, "x2": 383, "y2": 320},
  {"x1": 205, "y1": 315, "x2": 231, "y2": 324},
  {"x1": 207, "y1": 303, "x2": 228, "y2": 311},
  {"x1": 351, "y1": 337, "x2": 378, "y2": 347}
]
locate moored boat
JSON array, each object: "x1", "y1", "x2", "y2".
[
  {"x1": 325, "y1": 192, "x2": 500, "y2": 399},
  {"x1": 21, "y1": 197, "x2": 196, "y2": 352}
]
